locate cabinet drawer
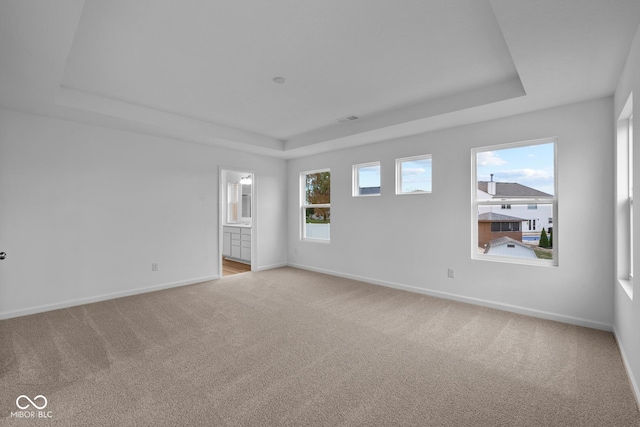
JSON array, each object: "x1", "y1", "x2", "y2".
[
  {"x1": 223, "y1": 226, "x2": 241, "y2": 234},
  {"x1": 241, "y1": 228, "x2": 251, "y2": 235}
]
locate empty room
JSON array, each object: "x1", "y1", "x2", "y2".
[{"x1": 2, "y1": 1, "x2": 640, "y2": 425}]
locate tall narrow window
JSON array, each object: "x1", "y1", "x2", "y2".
[
  {"x1": 473, "y1": 139, "x2": 557, "y2": 265},
  {"x1": 630, "y1": 113, "x2": 634, "y2": 280},
  {"x1": 301, "y1": 170, "x2": 331, "y2": 242},
  {"x1": 616, "y1": 93, "x2": 633, "y2": 299},
  {"x1": 353, "y1": 162, "x2": 381, "y2": 196},
  {"x1": 396, "y1": 155, "x2": 432, "y2": 194}
]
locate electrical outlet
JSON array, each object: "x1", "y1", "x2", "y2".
[
  {"x1": 152, "y1": 263, "x2": 158, "y2": 272},
  {"x1": 447, "y1": 268, "x2": 455, "y2": 279}
]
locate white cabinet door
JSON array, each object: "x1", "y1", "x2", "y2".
[
  {"x1": 241, "y1": 244, "x2": 251, "y2": 262},
  {"x1": 231, "y1": 244, "x2": 241, "y2": 259},
  {"x1": 222, "y1": 232, "x2": 231, "y2": 257},
  {"x1": 240, "y1": 228, "x2": 251, "y2": 261},
  {"x1": 231, "y1": 232, "x2": 241, "y2": 259}
]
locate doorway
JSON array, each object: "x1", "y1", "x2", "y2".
[{"x1": 220, "y1": 169, "x2": 254, "y2": 276}]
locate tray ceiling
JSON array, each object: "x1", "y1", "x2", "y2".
[{"x1": 1, "y1": 0, "x2": 639, "y2": 158}]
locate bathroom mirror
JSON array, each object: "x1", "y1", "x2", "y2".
[{"x1": 224, "y1": 170, "x2": 253, "y2": 226}]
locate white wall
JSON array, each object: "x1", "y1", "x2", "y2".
[
  {"x1": 288, "y1": 97, "x2": 614, "y2": 330},
  {"x1": 0, "y1": 109, "x2": 287, "y2": 319},
  {"x1": 614, "y1": 22, "x2": 640, "y2": 405}
]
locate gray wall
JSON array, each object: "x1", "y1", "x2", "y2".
[
  {"x1": 0, "y1": 109, "x2": 288, "y2": 318},
  {"x1": 288, "y1": 97, "x2": 614, "y2": 330}
]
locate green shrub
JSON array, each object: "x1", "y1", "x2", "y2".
[{"x1": 539, "y1": 229, "x2": 550, "y2": 248}]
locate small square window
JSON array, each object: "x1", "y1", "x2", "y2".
[
  {"x1": 396, "y1": 155, "x2": 432, "y2": 195},
  {"x1": 353, "y1": 162, "x2": 380, "y2": 196}
]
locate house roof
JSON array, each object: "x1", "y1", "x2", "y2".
[
  {"x1": 359, "y1": 187, "x2": 381, "y2": 195},
  {"x1": 478, "y1": 182, "x2": 552, "y2": 198},
  {"x1": 483, "y1": 236, "x2": 533, "y2": 253},
  {"x1": 478, "y1": 212, "x2": 527, "y2": 222}
]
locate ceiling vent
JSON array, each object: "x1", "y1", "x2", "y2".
[{"x1": 336, "y1": 115, "x2": 359, "y2": 123}]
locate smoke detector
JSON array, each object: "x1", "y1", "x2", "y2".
[{"x1": 336, "y1": 115, "x2": 359, "y2": 123}]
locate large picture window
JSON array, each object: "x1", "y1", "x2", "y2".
[
  {"x1": 301, "y1": 169, "x2": 331, "y2": 242},
  {"x1": 472, "y1": 139, "x2": 557, "y2": 265}
]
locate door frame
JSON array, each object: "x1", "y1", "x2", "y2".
[{"x1": 219, "y1": 167, "x2": 256, "y2": 276}]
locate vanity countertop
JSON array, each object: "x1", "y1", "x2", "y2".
[{"x1": 223, "y1": 223, "x2": 252, "y2": 228}]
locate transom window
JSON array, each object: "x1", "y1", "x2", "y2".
[
  {"x1": 353, "y1": 162, "x2": 381, "y2": 196},
  {"x1": 396, "y1": 155, "x2": 432, "y2": 194}
]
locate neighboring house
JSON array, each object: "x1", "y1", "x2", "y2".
[
  {"x1": 359, "y1": 187, "x2": 381, "y2": 195},
  {"x1": 477, "y1": 179, "x2": 553, "y2": 235},
  {"x1": 477, "y1": 212, "x2": 526, "y2": 248},
  {"x1": 484, "y1": 236, "x2": 537, "y2": 259}
]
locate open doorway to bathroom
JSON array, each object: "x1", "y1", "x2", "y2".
[{"x1": 220, "y1": 169, "x2": 254, "y2": 276}]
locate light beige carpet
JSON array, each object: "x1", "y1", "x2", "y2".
[{"x1": 1, "y1": 267, "x2": 638, "y2": 426}]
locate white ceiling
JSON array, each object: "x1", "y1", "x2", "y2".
[{"x1": 1, "y1": 0, "x2": 639, "y2": 158}]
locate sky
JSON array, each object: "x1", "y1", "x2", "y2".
[
  {"x1": 398, "y1": 158, "x2": 432, "y2": 192},
  {"x1": 357, "y1": 142, "x2": 553, "y2": 194},
  {"x1": 476, "y1": 142, "x2": 555, "y2": 195},
  {"x1": 358, "y1": 165, "x2": 381, "y2": 188}
]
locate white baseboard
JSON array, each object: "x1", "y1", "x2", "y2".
[
  {"x1": 613, "y1": 327, "x2": 640, "y2": 410},
  {"x1": 288, "y1": 263, "x2": 613, "y2": 332},
  {"x1": 254, "y1": 262, "x2": 288, "y2": 272},
  {"x1": 0, "y1": 275, "x2": 219, "y2": 320}
]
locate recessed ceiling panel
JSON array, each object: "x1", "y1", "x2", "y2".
[{"x1": 61, "y1": 0, "x2": 520, "y2": 139}]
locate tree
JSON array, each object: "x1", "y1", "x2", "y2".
[
  {"x1": 306, "y1": 172, "x2": 330, "y2": 204},
  {"x1": 549, "y1": 228, "x2": 553, "y2": 248},
  {"x1": 305, "y1": 172, "x2": 331, "y2": 222},
  {"x1": 539, "y1": 228, "x2": 550, "y2": 248}
]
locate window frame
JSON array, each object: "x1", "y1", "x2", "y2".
[
  {"x1": 629, "y1": 113, "x2": 634, "y2": 281},
  {"x1": 301, "y1": 169, "x2": 331, "y2": 243},
  {"x1": 395, "y1": 154, "x2": 433, "y2": 195},
  {"x1": 472, "y1": 138, "x2": 558, "y2": 266},
  {"x1": 616, "y1": 93, "x2": 633, "y2": 299},
  {"x1": 352, "y1": 161, "x2": 381, "y2": 197}
]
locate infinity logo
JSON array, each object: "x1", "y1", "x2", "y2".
[{"x1": 16, "y1": 395, "x2": 47, "y2": 410}]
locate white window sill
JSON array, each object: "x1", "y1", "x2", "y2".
[
  {"x1": 618, "y1": 279, "x2": 634, "y2": 300},
  {"x1": 302, "y1": 238, "x2": 331, "y2": 244},
  {"x1": 472, "y1": 254, "x2": 557, "y2": 267},
  {"x1": 396, "y1": 191, "x2": 432, "y2": 196}
]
